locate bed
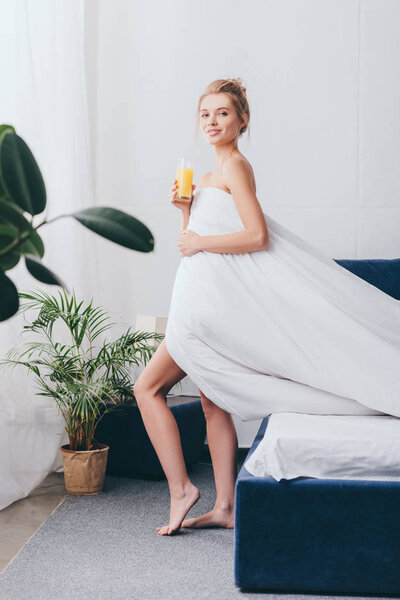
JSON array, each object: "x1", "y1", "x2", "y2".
[{"x1": 234, "y1": 258, "x2": 400, "y2": 595}]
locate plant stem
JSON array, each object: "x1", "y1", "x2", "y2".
[{"x1": 35, "y1": 213, "x2": 71, "y2": 230}]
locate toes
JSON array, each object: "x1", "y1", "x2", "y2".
[
  {"x1": 158, "y1": 527, "x2": 170, "y2": 536},
  {"x1": 156, "y1": 523, "x2": 183, "y2": 536},
  {"x1": 167, "y1": 524, "x2": 178, "y2": 535},
  {"x1": 156, "y1": 524, "x2": 167, "y2": 535}
]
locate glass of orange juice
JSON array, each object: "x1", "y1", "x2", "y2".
[{"x1": 176, "y1": 157, "x2": 194, "y2": 201}]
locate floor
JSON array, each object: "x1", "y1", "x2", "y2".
[
  {"x1": 0, "y1": 471, "x2": 66, "y2": 573},
  {"x1": 0, "y1": 394, "x2": 248, "y2": 574}
]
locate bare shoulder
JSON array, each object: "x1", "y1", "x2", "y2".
[
  {"x1": 222, "y1": 155, "x2": 256, "y2": 194},
  {"x1": 220, "y1": 155, "x2": 268, "y2": 245},
  {"x1": 197, "y1": 171, "x2": 213, "y2": 188}
]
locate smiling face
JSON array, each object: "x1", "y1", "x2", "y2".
[{"x1": 199, "y1": 93, "x2": 246, "y2": 146}]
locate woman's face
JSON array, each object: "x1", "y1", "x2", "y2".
[{"x1": 199, "y1": 93, "x2": 244, "y2": 146}]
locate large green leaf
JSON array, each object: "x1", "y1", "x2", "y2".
[
  {"x1": 72, "y1": 207, "x2": 154, "y2": 252},
  {"x1": 0, "y1": 251, "x2": 20, "y2": 272},
  {"x1": 0, "y1": 125, "x2": 16, "y2": 136},
  {"x1": 0, "y1": 224, "x2": 20, "y2": 271},
  {"x1": 0, "y1": 197, "x2": 44, "y2": 258},
  {"x1": 0, "y1": 270, "x2": 19, "y2": 321},
  {"x1": 25, "y1": 255, "x2": 67, "y2": 288},
  {"x1": 0, "y1": 223, "x2": 18, "y2": 245},
  {"x1": 19, "y1": 227, "x2": 45, "y2": 258},
  {"x1": 0, "y1": 126, "x2": 15, "y2": 198},
  {"x1": 0, "y1": 131, "x2": 46, "y2": 215},
  {"x1": 0, "y1": 197, "x2": 31, "y2": 231}
]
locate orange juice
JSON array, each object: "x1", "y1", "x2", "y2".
[{"x1": 176, "y1": 158, "x2": 194, "y2": 201}]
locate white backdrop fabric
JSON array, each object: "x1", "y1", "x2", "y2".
[{"x1": 0, "y1": 0, "x2": 99, "y2": 511}]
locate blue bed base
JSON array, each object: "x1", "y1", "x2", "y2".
[{"x1": 234, "y1": 258, "x2": 400, "y2": 595}]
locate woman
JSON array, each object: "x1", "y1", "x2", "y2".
[{"x1": 134, "y1": 78, "x2": 400, "y2": 537}]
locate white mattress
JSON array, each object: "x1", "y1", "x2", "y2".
[{"x1": 244, "y1": 413, "x2": 400, "y2": 481}]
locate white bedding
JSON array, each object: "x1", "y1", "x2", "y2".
[
  {"x1": 165, "y1": 188, "x2": 400, "y2": 423},
  {"x1": 244, "y1": 413, "x2": 400, "y2": 481}
]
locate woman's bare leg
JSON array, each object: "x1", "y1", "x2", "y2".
[
  {"x1": 133, "y1": 339, "x2": 200, "y2": 536},
  {"x1": 182, "y1": 390, "x2": 238, "y2": 529}
]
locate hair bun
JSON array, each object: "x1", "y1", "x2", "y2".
[{"x1": 229, "y1": 77, "x2": 246, "y2": 93}]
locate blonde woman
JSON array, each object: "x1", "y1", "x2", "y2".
[{"x1": 134, "y1": 78, "x2": 400, "y2": 536}]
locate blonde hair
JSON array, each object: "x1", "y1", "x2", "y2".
[{"x1": 195, "y1": 77, "x2": 250, "y2": 143}]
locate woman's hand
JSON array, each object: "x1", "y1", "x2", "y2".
[
  {"x1": 177, "y1": 229, "x2": 202, "y2": 257},
  {"x1": 169, "y1": 179, "x2": 196, "y2": 210}
]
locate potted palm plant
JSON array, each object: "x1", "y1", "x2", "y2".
[{"x1": 0, "y1": 288, "x2": 164, "y2": 495}]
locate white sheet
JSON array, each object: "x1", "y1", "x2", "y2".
[
  {"x1": 165, "y1": 187, "x2": 400, "y2": 422},
  {"x1": 244, "y1": 413, "x2": 400, "y2": 481}
]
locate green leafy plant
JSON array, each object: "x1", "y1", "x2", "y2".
[
  {"x1": 0, "y1": 289, "x2": 173, "y2": 451},
  {"x1": 0, "y1": 124, "x2": 155, "y2": 321}
]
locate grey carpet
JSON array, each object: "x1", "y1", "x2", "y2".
[{"x1": 0, "y1": 460, "x2": 383, "y2": 600}]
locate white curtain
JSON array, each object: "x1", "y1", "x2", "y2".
[{"x1": 0, "y1": 0, "x2": 99, "y2": 510}]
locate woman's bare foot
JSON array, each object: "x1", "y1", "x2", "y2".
[
  {"x1": 181, "y1": 506, "x2": 234, "y2": 529},
  {"x1": 156, "y1": 483, "x2": 200, "y2": 536}
]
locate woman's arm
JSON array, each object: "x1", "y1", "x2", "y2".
[
  {"x1": 178, "y1": 173, "x2": 209, "y2": 234},
  {"x1": 197, "y1": 158, "x2": 269, "y2": 254},
  {"x1": 180, "y1": 206, "x2": 191, "y2": 233},
  {"x1": 198, "y1": 229, "x2": 266, "y2": 254}
]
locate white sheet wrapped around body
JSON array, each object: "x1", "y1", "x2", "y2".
[{"x1": 165, "y1": 186, "x2": 400, "y2": 421}]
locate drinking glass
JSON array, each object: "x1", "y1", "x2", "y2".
[{"x1": 176, "y1": 157, "x2": 194, "y2": 201}]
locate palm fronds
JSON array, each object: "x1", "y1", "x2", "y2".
[{"x1": 0, "y1": 288, "x2": 166, "y2": 450}]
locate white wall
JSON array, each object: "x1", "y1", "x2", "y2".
[{"x1": 84, "y1": 0, "x2": 400, "y2": 446}]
